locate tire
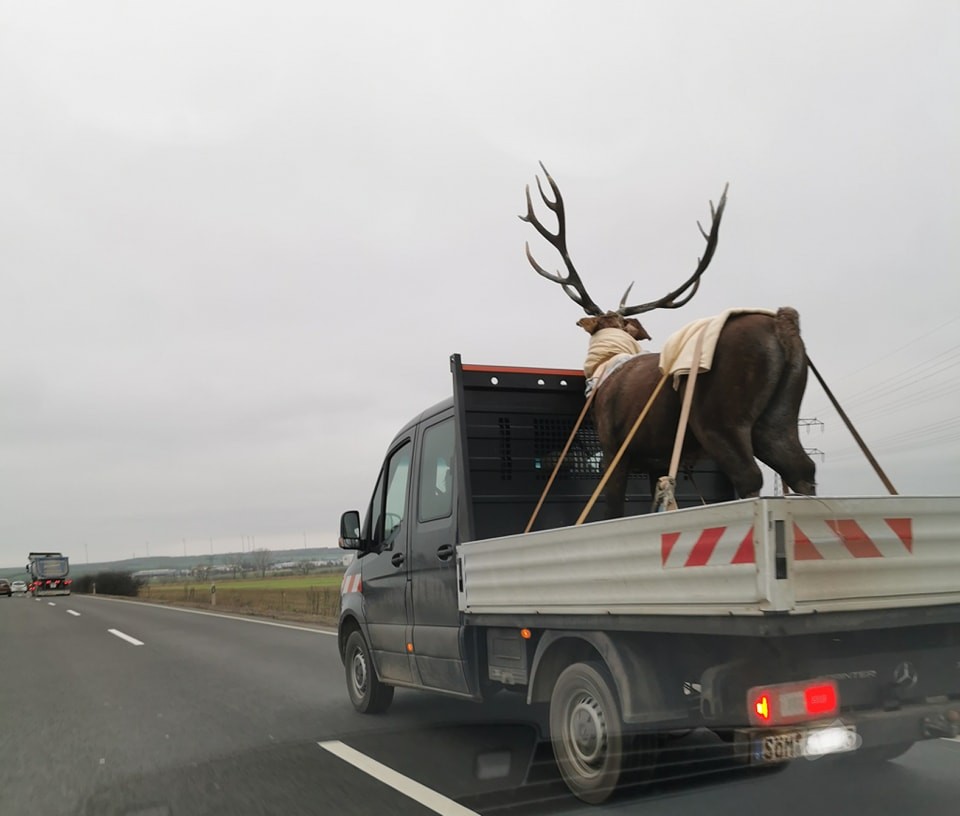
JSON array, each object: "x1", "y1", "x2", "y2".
[
  {"x1": 549, "y1": 661, "x2": 626, "y2": 804},
  {"x1": 344, "y1": 631, "x2": 394, "y2": 714}
]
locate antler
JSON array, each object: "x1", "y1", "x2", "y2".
[
  {"x1": 617, "y1": 183, "x2": 729, "y2": 316},
  {"x1": 519, "y1": 162, "x2": 603, "y2": 316}
]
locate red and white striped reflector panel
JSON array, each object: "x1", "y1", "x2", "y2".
[
  {"x1": 661, "y1": 525, "x2": 756, "y2": 568},
  {"x1": 794, "y1": 517, "x2": 913, "y2": 561},
  {"x1": 340, "y1": 574, "x2": 362, "y2": 595}
]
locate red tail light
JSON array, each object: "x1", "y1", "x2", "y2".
[
  {"x1": 748, "y1": 679, "x2": 839, "y2": 726},
  {"x1": 805, "y1": 683, "x2": 838, "y2": 716}
]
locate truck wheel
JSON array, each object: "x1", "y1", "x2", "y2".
[
  {"x1": 549, "y1": 661, "x2": 625, "y2": 804},
  {"x1": 344, "y1": 631, "x2": 394, "y2": 714}
]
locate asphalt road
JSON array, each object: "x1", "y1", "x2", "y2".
[{"x1": 1, "y1": 594, "x2": 957, "y2": 816}]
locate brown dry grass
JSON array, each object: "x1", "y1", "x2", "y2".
[{"x1": 140, "y1": 582, "x2": 342, "y2": 623}]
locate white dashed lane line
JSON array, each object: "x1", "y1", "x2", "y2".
[
  {"x1": 107, "y1": 629, "x2": 144, "y2": 646},
  {"x1": 67, "y1": 609, "x2": 81, "y2": 617},
  {"x1": 48, "y1": 602, "x2": 56, "y2": 606},
  {"x1": 318, "y1": 740, "x2": 480, "y2": 816}
]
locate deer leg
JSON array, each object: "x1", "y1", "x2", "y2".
[
  {"x1": 691, "y1": 425, "x2": 764, "y2": 498},
  {"x1": 602, "y1": 456, "x2": 630, "y2": 519},
  {"x1": 752, "y1": 361, "x2": 817, "y2": 495},
  {"x1": 753, "y1": 423, "x2": 817, "y2": 495}
]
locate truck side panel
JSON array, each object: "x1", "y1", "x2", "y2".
[
  {"x1": 459, "y1": 498, "x2": 771, "y2": 615},
  {"x1": 788, "y1": 496, "x2": 960, "y2": 611},
  {"x1": 458, "y1": 496, "x2": 960, "y2": 616}
]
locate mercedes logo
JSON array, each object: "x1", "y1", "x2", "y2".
[{"x1": 893, "y1": 661, "x2": 918, "y2": 689}]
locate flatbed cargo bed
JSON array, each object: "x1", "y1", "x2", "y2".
[{"x1": 457, "y1": 495, "x2": 960, "y2": 618}]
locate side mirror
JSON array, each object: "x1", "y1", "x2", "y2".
[{"x1": 339, "y1": 510, "x2": 363, "y2": 550}]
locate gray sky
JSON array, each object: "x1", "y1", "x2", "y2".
[{"x1": 2, "y1": 1, "x2": 958, "y2": 566}]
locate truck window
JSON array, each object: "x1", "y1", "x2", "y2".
[
  {"x1": 364, "y1": 441, "x2": 412, "y2": 551},
  {"x1": 418, "y1": 418, "x2": 454, "y2": 522}
]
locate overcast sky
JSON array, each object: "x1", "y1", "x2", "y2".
[{"x1": 2, "y1": 1, "x2": 958, "y2": 567}]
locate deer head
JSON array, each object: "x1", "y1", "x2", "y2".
[{"x1": 519, "y1": 162, "x2": 728, "y2": 335}]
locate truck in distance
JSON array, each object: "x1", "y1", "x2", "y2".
[{"x1": 27, "y1": 552, "x2": 72, "y2": 597}]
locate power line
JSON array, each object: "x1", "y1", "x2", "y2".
[
  {"x1": 807, "y1": 346, "x2": 960, "y2": 417},
  {"x1": 819, "y1": 315, "x2": 960, "y2": 382}
]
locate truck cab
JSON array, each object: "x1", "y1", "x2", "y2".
[{"x1": 339, "y1": 398, "x2": 469, "y2": 701}]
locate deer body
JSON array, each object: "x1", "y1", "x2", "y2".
[
  {"x1": 520, "y1": 164, "x2": 816, "y2": 517},
  {"x1": 587, "y1": 309, "x2": 815, "y2": 516}
]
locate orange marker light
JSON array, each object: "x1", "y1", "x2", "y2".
[
  {"x1": 520, "y1": 628, "x2": 532, "y2": 640},
  {"x1": 406, "y1": 642, "x2": 414, "y2": 653},
  {"x1": 754, "y1": 694, "x2": 771, "y2": 722}
]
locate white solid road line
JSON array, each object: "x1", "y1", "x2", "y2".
[
  {"x1": 318, "y1": 741, "x2": 480, "y2": 816},
  {"x1": 67, "y1": 609, "x2": 81, "y2": 617},
  {"x1": 82, "y1": 595, "x2": 336, "y2": 636},
  {"x1": 108, "y1": 628, "x2": 144, "y2": 646}
]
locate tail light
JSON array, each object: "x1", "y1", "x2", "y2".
[{"x1": 748, "y1": 679, "x2": 839, "y2": 727}]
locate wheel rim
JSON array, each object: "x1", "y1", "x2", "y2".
[
  {"x1": 351, "y1": 647, "x2": 368, "y2": 698},
  {"x1": 565, "y1": 692, "x2": 607, "y2": 777}
]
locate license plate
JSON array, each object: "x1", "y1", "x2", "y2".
[
  {"x1": 756, "y1": 725, "x2": 858, "y2": 763},
  {"x1": 761, "y1": 731, "x2": 806, "y2": 762}
]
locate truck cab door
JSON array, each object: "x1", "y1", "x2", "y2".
[
  {"x1": 360, "y1": 440, "x2": 414, "y2": 685},
  {"x1": 409, "y1": 416, "x2": 470, "y2": 694}
]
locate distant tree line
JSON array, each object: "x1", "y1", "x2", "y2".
[{"x1": 73, "y1": 570, "x2": 144, "y2": 597}]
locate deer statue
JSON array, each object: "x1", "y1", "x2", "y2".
[{"x1": 520, "y1": 163, "x2": 816, "y2": 517}]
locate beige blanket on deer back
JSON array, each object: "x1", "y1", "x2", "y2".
[{"x1": 659, "y1": 308, "x2": 776, "y2": 384}]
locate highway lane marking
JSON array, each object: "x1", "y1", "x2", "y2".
[
  {"x1": 79, "y1": 595, "x2": 336, "y2": 636},
  {"x1": 48, "y1": 602, "x2": 56, "y2": 606},
  {"x1": 108, "y1": 628, "x2": 144, "y2": 646},
  {"x1": 318, "y1": 740, "x2": 480, "y2": 816},
  {"x1": 67, "y1": 609, "x2": 81, "y2": 617}
]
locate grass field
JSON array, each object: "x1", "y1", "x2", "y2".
[
  {"x1": 148, "y1": 574, "x2": 344, "y2": 591},
  {"x1": 139, "y1": 572, "x2": 345, "y2": 620}
]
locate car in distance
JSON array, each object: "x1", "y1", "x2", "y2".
[
  {"x1": 11, "y1": 580, "x2": 28, "y2": 595},
  {"x1": 0, "y1": 579, "x2": 11, "y2": 597}
]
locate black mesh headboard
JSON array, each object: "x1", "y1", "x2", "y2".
[{"x1": 451, "y1": 355, "x2": 734, "y2": 542}]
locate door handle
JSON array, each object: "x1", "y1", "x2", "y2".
[
  {"x1": 436, "y1": 544, "x2": 455, "y2": 561},
  {"x1": 391, "y1": 552, "x2": 405, "y2": 568}
]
